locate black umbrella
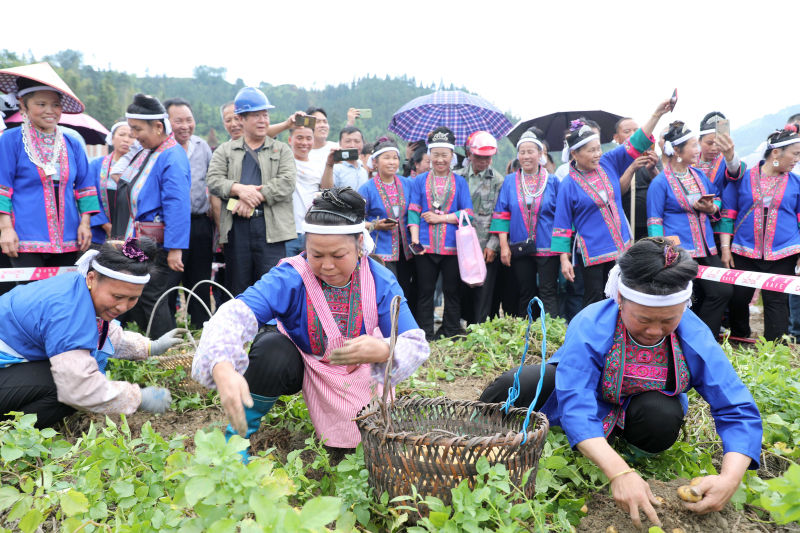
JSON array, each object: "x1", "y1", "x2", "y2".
[{"x1": 507, "y1": 110, "x2": 624, "y2": 150}]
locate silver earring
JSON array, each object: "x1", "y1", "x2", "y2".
[
  {"x1": 773, "y1": 159, "x2": 780, "y2": 168},
  {"x1": 676, "y1": 156, "x2": 682, "y2": 163}
]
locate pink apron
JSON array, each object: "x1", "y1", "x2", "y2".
[{"x1": 279, "y1": 255, "x2": 386, "y2": 447}]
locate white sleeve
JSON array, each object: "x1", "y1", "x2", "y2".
[{"x1": 50, "y1": 350, "x2": 142, "y2": 414}]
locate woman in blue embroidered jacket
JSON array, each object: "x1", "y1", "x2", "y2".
[
  {"x1": 89, "y1": 121, "x2": 134, "y2": 245},
  {"x1": 359, "y1": 138, "x2": 415, "y2": 311},
  {"x1": 695, "y1": 111, "x2": 745, "y2": 197},
  {"x1": 482, "y1": 238, "x2": 761, "y2": 529},
  {"x1": 647, "y1": 121, "x2": 732, "y2": 336},
  {"x1": 0, "y1": 70, "x2": 100, "y2": 269},
  {"x1": 720, "y1": 125, "x2": 800, "y2": 340},
  {"x1": 0, "y1": 238, "x2": 179, "y2": 427},
  {"x1": 408, "y1": 127, "x2": 474, "y2": 340},
  {"x1": 552, "y1": 98, "x2": 673, "y2": 306},
  {"x1": 490, "y1": 131, "x2": 560, "y2": 317},
  {"x1": 113, "y1": 94, "x2": 191, "y2": 338}
]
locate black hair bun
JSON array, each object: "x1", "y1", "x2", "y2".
[
  {"x1": 305, "y1": 187, "x2": 366, "y2": 226},
  {"x1": 127, "y1": 93, "x2": 165, "y2": 115}
]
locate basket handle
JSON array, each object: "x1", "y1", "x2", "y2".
[
  {"x1": 380, "y1": 294, "x2": 403, "y2": 438},
  {"x1": 502, "y1": 297, "x2": 548, "y2": 444}
]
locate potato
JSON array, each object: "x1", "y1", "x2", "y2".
[
  {"x1": 580, "y1": 504, "x2": 588, "y2": 514},
  {"x1": 690, "y1": 476, "x2": 703, "y2": 486},
  {"x1": 605, "y1": 527, "x2": 618, "y2": 533},
  {"x1": 676, "y1": 485, "x2": 702, "y2": 503},
  {"x1": 655, "y1": 496, "x2": 666, "y2": 505},
  {"x1": 672, "y1": 528, "x2": 687, "y2": 533}
]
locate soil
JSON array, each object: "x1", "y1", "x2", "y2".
[{"x1": 576, "y1": 478, "x2": 796, "y2": 533}]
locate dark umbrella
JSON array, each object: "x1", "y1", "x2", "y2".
[
  {"x1": 507, "y1": 110, "x2": 624, "y2": 150},
  {"x1": 3, "y1": 111, "x2": 110, "y2": 145}
]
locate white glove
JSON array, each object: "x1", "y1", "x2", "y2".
[{"x1": 149, "y1": 328, "x2": 187, "y2": 356}]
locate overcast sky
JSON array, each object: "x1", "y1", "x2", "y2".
[{"x1": 4, "y1": 0, "x2": 798, "y2": 133}]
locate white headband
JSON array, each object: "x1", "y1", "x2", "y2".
[
  {"x1": 301, "y1": 221, "x2": 375, "y2": 255},
  {"x1": 663, "y1": 131, "x2": 695, "y2": 156},
  {"x1": 75, "y1": 250, "x2": 151, "y2": 285},
  {"x1": 126, "y1": 112, "x2": 172, "y2": 135},
  {"x1": 106, "y1": 121, "x2": 128, "y2": 145},
  {"x1": 428, "y1": 142, "x2": 455, "y2": 151},
  {"x1": 367, "y1": 146, "x2": 400, "y2": 170},
  {"x1": 517, "y1": 136, "x2": 544, "y2": 151},
  {"x1": 698, "y1": 129, "x2": 715, "y2": 137},
  {"x1": 561, "y1": 132, "x2": 599, "y2": 163},
  {"x1": 604, "y1": 264, "x2": 692, "y2": 307},
  {"x1": 768, "y1": 137, "x2": 800, "y2": 150},
  {"x1": 17, "y1": 85, "x2": 60, "y2": 98}
]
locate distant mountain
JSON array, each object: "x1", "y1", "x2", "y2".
[{"x1": 733, "y1": 104, "x2": 800, "y2": 155}]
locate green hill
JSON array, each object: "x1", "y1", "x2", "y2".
[
  {"x1": 732, "y1": 104, "x2": 800, "y2": 155},
  {"x1": 0, "y1": 49, "x2": 519, "y2": 168}
]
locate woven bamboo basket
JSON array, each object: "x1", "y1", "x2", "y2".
[
  {"x1": 356, "y1": 296, "x2": 551, "y2": 516},
  {"x1": 356, "y1": 395, "x2": 549, "y2": 511},
  {"x1": 154, "y1": 351, "x2": 206, "y2": 394}
]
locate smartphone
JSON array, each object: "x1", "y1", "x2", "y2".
[
  {"x1": 384, "y1": 218, "x2": 398, "y2": 225},
  {"x1": 333, "y1": 149, "x2": 360, "y2": 162},
  {"x1": 296, "y1": 115, "x2": 317, "y2": 129},
  {"x1": 669, "y1": 88, "x2": 678, "y2": 111},
  {"x1": 700, "y1": 194, "x2": 716, "y2": 201},
  {"x1": 715, "y1": 118, "x2": 730, "y2": 137},
  {"x1": 409, "y1": 242, "x2": 425, "y2": 255},
  {"x1": 356, "y1": 108, "x2": 372, "y2": 119}
]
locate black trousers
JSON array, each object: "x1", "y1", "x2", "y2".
[
  {"x1": 120, "y1": 249, "x2": 180, "y2": 339},
  {"x1": 493, "y1": 263, "x2": 519, "y2": 318},
  {"x1": 224, "y1": 214, "x2": 286, "y2": 297},
  {"x1": 511, "y1": 255, "x2": 560, "y2": 317},
  {"x1": 385, "y1": 252, "x2": 417, "y2": 317},
  {"x1": 243, "y1": 331, "x2": 304, "y2": 397},
  {"x1": 171, "y1": 215, "x2": 214, "y2": 329},
  {"x1": 583, "y1": 260, "x2": 616, "y2": 307},
  {"x1": 729, "y1": 254, "x2": 797, "y2": 340},
  {"x1": 0, "y1": 360, "x2": 75, "y2": 428},
  {"x1": 415, "y1": 254, "x2": 462, "y2": 338},
  {"x1": 481, "y1": 364, "x2": 684, "y2": 453},
  {"x1": 692, "y1": 253, "x2": 733, "y2": 337}
]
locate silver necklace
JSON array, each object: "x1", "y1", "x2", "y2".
[{"x1": 21, "y1": 119, "x2": 63, "y2": 177}]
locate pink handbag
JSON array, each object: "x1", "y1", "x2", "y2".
[{"x1": 455, "y1": 211, "x2": 487, "y2": 287}]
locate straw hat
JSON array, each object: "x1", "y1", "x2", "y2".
[{"x1": 0, "y1": 62, "x2": 84, "y2": 114}]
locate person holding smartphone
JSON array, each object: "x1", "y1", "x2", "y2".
[
  {"x1": 407, "y1": 127, "x2": 474, "y2": 340},
  {"x1": 358, "y1": 138, "x2": 416, "y2": 313},
  {"x1": 695, "y1": 112, "x2": 745, "y2": 197},
  {"x1": 646, "y1": 121, "x2": 731, "y2": 336},
  {"x1": 719, "y1": 125, "x2": 800, "y2": 341}
]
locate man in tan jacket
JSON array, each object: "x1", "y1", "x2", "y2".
[{"x1": 206, "y1": 87, "x2": 296, "y2": 296}]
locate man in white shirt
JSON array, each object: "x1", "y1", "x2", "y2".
[
  {"x1": 305, "y1": 107, "x2": 338, "y2": 174},
  {"x1": 286, "y1": 124, "x2": 321, "y2": 256},
  {"x1": 320, "y1": 126, "x2": 368, "y2": 190}
]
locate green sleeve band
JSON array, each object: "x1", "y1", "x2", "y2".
[
  {"x1": 648, "y1": 224, "x2": 664, "y2": 237},
  {"x1": 550, "y1": 236, "x2": 572, "y2": 253},
  {"x1": 489, "y1": 218, "x2": 510, "y2": 233},
  {"x1": 0, "y1": 197, "x2": 11, "y2": 214},
  {"x1": 716, "y1": 218, "x2": 734, "y2": 235},
  {"x1": 629, "y1": 128, "x2": 654, "y2": 154},
  {"x1": 77, "y1": 196, "x2": 100, "y2": 214},
  {"x1": 407, "y1": 210, "x2": 420, "y2": 225}
]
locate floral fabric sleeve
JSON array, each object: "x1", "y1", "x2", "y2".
[
  {"x1": 191, "y1": 299, "x2": 259, "y2": 389},
  {"x1": 107, "y1": 322, "x2": 150, "y2": 361},
  {"x1": 370, "y1": 328, "x2": 430, "y2": 385},
  {"x1": 50, "y1": 350, "x2": 142, "y2": 414}
]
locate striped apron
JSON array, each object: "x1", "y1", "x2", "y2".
[{"x1": 280, "y1": 255, "x2": 385, "y2": 447}]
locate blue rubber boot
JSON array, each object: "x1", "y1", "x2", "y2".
[{"x1": 224, "y1": 394, "x2": 278, "y2": 463}]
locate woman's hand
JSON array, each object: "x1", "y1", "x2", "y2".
[
  {"x1": 77, "y1": 222, "x2": 92, "y2": 252},
  {"x1": 329, "y1": 335, "x2": 390, "y2": 365},
  {"x1": 500, "y1": 244, "x2": 512, "y2": 267},
  {"x1": 483, "y1": 247, "x2": 496, "y2": 263},
  {"x1": 212, "y1": 361, "x2": 253, "y2": 437},
  {"x1": 167, "y1": 248, "x2": 185, "y2": 272},
  {"x1": 421, "y1": 211, "x2": 448, "y2": 224},
  {"x1": 372, "y1": 218, "x2": 398, "y2": 231},
  {"x1": 683, "y1": 452, "x2": 751, "y2": 514},
  {"x1": 0, "y1": 224, "x2": 20, "y2": 258},
  {"x1": 714, "y1": 133, "x2": 736, "y2": 161},
  {"x1": 102, "y1": 222, "x2": 112, "y2": 238},
  {"x1": 560, "y1": 253, "x2": 575, "y2": 282},
  {"x1": 653, "y1": 98, "x2": 673, "y2": 118},
  {"x1": 720, "y1": 247, "x2": 734, "y2": 269},
  {"x1": 693, "y1": 197, "x2": 717, "y2": 214},
  {"x1": 610, "y1": 471, "x2": 663, "y2": 528}
]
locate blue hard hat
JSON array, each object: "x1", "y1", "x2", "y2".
[{"x1": 233, "y1": 87, "x2": 275, "y2": 114}]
